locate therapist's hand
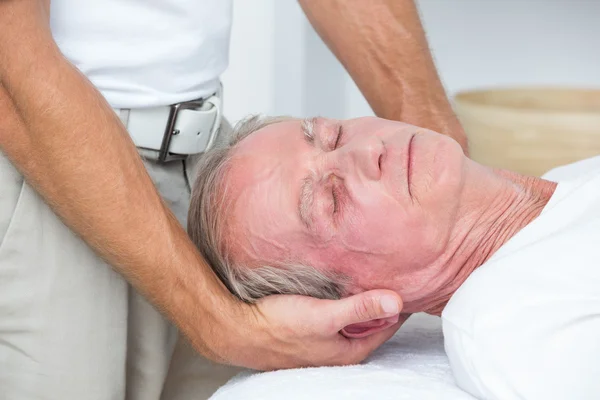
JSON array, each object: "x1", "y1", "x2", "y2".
[
  {"x1": 202, "y1": 290, "x2": 403, "y2": 370},
  {"x1": 300, "y1": 0, "x2": 469, "y2": 154}
]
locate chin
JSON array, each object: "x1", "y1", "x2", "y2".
[
  {"x1": 412, "y1": 134, "x2": 465, "y2": 203},
  {"x1": 433, "y1": 134, "x2": 465, "y2": 177}
]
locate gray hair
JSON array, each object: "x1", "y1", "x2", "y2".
[{"x1": 188, "y1": 115, "x2": 347, "y2": 303}]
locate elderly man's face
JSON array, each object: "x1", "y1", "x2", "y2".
[{"x1": 225, "y1": 117, "x2": 467, "y2": 304}]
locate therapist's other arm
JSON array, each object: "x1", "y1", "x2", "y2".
[
  {"x1": 0, "y1": 0, "x2": 403, "y2": 370},
  {"x1": 299, "y1": 0, "x2": 468, "y2": 154}
]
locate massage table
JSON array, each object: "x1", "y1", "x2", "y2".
[{"x1": 210, "y1": 313, "x2": 474, "y2": 399}]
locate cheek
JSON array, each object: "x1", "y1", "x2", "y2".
[
  {"x1": 340, "y1": 196, "x2": 409, "y2": 252},
  {"x1": 341, "y1": 202, "x2": 446, "y2": 268},
  {"x1": 305, "y1": 244, "x2": 387, "y2": 288},
  {"x1": 403, "y1": 218, "x2": 448, "y2": 265}
]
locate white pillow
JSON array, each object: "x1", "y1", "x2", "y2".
[{"x1": 211, "y1": 313, "x2": 474, "y2": 400}]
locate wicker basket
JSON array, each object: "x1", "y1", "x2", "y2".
[{"x1": 454, "y1": 88, "x2": 600, "y2": 176}]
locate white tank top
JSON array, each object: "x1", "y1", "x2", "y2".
[{"x1": 49, "y1": 0, "x2": 233, "y2": 108}]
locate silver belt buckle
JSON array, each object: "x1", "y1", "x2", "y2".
[
  {"x1": 159, "y1": 99, "x2": 204, "y2": 163},
  {"x1": 158, "y1": 92, "x2": 222, "y2": 163}
]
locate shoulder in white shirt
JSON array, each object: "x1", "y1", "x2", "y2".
[{"x1": 442, "y1": 155, "x2": 600, "y2": 400}]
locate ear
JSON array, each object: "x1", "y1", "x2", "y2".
[{"x1": 341, "y1": 315, "x2": 400, "y2": 339}]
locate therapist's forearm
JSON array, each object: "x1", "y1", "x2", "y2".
[
  {"x1": 299, "y1": 0, "x2": 468, "y2": 153},
  {"x1": 0, "y1": 1, "x2": 235, "y2": 360}
]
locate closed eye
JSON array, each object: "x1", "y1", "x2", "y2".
[
  {"x1": 332, "y1": 186, "x2": 339, "y2": 214},
  {"x1": 333, "y1": 124, "x2": 344, "y2": 149}
]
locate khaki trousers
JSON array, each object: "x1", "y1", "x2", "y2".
[{"x1": 0, "y1": 121, "x2": 241, "y2": 400}]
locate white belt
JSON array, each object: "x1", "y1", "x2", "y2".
[{"x1": 114, "y1": 88, "x2": 222, "y2": 162}]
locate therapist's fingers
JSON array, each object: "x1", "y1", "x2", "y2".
[
  {"x1": 328, "y1": 289, "x2": 403, "y2": 332},
  {"x1": 341, "y1": 315, "x2": 410, "y2": 365},
  {"x1": 240, "y1": 291, "x2": 404, "y2": 370}
]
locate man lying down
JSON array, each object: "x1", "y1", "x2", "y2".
[{"x1": 188, "y1": 115, "x2": 600, "y2": 400}]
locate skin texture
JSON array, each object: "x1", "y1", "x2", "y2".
[
  {"x1": 226, "y1": 117, "x2": 557, "y2": 325},
  {"x1": 0, "y1": 0, "x2": 447, "y2": 370}
]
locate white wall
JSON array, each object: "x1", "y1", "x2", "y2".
[{"x1": 222, "y1": 0, "x2": 600, "y2": 124}]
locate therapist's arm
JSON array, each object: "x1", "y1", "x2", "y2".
[
  {"x1": 299, "y1": 0, "x2": 468, "y2": 154},
  {"x1": 0, "y1": 0, "x2": 402, "y2": 369}
]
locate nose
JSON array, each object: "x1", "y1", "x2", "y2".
[{"x1": 332, "y1": 135, "x2": 384, "y2": 181}]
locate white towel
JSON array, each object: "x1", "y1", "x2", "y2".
[{"x1": 210, "y1": 313, "x2": 474, "y2": 400}]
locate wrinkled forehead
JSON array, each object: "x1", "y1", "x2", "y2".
[
  {"x1": 226, "y1": 119, "x2": 303, "y2": 192},
  {"x1": 234, "y1": 119, "x2": 303, "y2": 155},
  {"x1": 220, "y1": 120, "x2": 308, "y2": 265}
]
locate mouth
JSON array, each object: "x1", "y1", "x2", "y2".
[{"x1": 407, "y1": 133, "x2": 415, "y2": 197}]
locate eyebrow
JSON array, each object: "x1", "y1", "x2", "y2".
[
  {"x1": 298, "y1": 118, "x2": 318, "y2": 229},
  {"x1": 298, "y1": 176, "x2": 315, "y2": 229},
  {"x1": 301, "y1": 117, "x2": 315, "y2": 144}
]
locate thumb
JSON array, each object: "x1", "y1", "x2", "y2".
[{"x1": 329, "y1": 290, "x2": 403, "y2": 332}]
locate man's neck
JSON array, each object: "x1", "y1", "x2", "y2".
[{"x1": 412, "y1": 164, "x2": 557, "y2": 316}]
